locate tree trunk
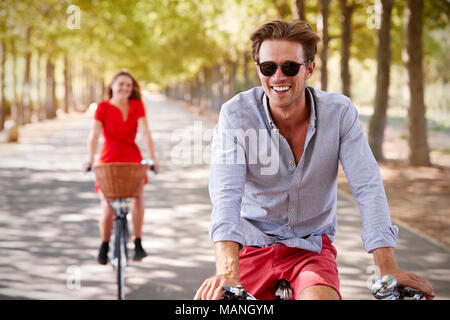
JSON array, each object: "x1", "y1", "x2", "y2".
[
  {"x1": 22, "y1": 51, "x2": 32, "y2": 124},
  {"x1": 86, "y1": 65, "x2": 92, "y2": 105},
  {"x1": 204, "y1": 67, "x2": 212, "y2": 110},
  {"x1": 186, "y1": 79, "x2": 193, "y2": 105},
  {"x1": 368, "y1": 0, "x2": 393, "y2": 161},
  {"x1": 210, "y1": 65, "x2": 217, "y2": 108},
  {"x1": 318, "y1": 0, "x2": 330, "y2": 91},
  {"x1": 98, "y1": 73, "x2": 104, "y2": 101},
  {"x1": 101, "y1": 75, "x2": 106, "y2": 100},
  {"x1": 89, "y1": 66, "x2": 95, "y2": 105},
  {"x1": 229, "y1": 59, "x2": 238, "y2": 100},
  {"x1": 22, "y1": 28, "x2": 33, "y2": 124},
  {"x1": 36, "y1": 49, "x2": 45, "y2": 121},
  {"x1": 243, "y1": 51, "x2": 251, "y2": 90},
  {"x1": 403, "y1": 0, "x2": 430, "y2": 166},
  {"x1": 11, "y1": 39, "x2": 22, "y2": 125},
  {"x1": 214, "y1": 64, "x2": 224, "y2": 110},
  {"x1": 339, "y1": 0, "x2": 353, "y2": 98},
  {"x1": 0, "y1": 40, "x2": 6, "y2": 131},
  {"x1": 291, "y1": 0, "x2": 306, "y2": 20},
  {"x1": 74, "y1": 61, "x2": 82, "y2": 111},
  {"x1": 64, "y1": 54, "x2": 73, "y2": 113},
  {"x1": 199, "y1": 69, "x2": 207, "y2": 111},
  {"x1": 189, "y1": 77, "x2": 196, "y2": 106},
  {"x1": 181, "y1": 82, "x2": 186, "y2": 102},
  {"x1": 45, "y1": 55, "x2": 57, "y2": 119},
  {"x1": 197, "y1": 70, "x2": 205, "y2": 110},
  {"x1": 84, "y1": 64, "x2": 90, "y2": 108}
]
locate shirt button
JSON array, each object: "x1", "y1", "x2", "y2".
[
  {"x1": 291, "y1": 186, "x2": 296, "y2": 192},
  {"x1": 286, "y1": 225, "x2": 292, "y2": 231},
  {"x1": 289, "y1": 160, "x2": 294, "y2": 165},
  {"x1": 289, "y1": 208, "x2": 294, "y2": 214}
]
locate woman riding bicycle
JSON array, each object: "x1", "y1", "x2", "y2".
[{"x1": 84, "y1": 69, "x2": 160, "y2": 265}]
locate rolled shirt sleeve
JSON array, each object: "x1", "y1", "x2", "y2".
[
  {"x1": 208, "y1": 105, "x2": 247, "y2": 248},
  {"x1": 338, "y1": 100, "x2": 399, "y2": 253}
]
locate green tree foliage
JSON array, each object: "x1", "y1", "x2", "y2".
[{"x1": 0, "y1": 0, "x2": 448, "y2": 116}]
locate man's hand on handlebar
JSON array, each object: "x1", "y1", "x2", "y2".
[
  {"x1": 382, "y1": 269, "x2": 434, "y2": 300},
  {"x1": 194, "y1": 274, "x2": 239, "y2": 300},
  {"x1": 372, "y1": 273, "x2": 434, "y2": 300}
]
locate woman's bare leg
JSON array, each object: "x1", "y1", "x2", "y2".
[
  {"x1": 131, "y1": 189, "x2": 145, "y2": 239},
  {"x1": 99, "y1": 191, "x2": 115, "y2": 242}
]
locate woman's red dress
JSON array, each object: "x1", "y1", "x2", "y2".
[{"x1": 94, "y1": 99, "x2": 148, "y2": 193}]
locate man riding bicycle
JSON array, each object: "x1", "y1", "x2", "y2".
[{"x1": 195, "y1": 19, "x2": 434, "y2": 300}]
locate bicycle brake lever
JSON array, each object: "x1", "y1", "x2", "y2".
[{"x1": 397, "y1": 286, "x2": 424, "y2": 300}]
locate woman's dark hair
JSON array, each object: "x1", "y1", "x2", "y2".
[{"x1": 107, "y1": 69, "x2": 142, "y2": 100}]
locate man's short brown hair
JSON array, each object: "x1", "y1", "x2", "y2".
[{"x1": 250, "y1": 20, "x2": 321, "y2": 63}]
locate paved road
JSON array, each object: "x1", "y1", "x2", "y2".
[{"x1": 0, "y1": 92, "x2": 448, "y2": 300}]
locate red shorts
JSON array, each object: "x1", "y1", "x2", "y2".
[{"x1": 239, "y1": 234, "x2": 341, "y2": 300}]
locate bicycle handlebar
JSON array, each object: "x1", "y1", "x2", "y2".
[
  {"x1": 371, "y1": 274, "x2": 424, "y2": 300},
  {"x1": 224, "y1": 275, "x2": 425, "y2": 301},
  {"x1": 83, "y1": 160, "x2": 156, "y2": 174}
]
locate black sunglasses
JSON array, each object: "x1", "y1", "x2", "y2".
[{"x1": 256, "y1": 60, "x2": 311, "y2": 77}]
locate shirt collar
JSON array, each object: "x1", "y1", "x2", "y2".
[{"x1": 263, "y1": 86, "x2": 316, "y2": 130}]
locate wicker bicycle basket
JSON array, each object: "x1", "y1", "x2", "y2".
[{"x1": 94, "y1": 163, "x2": 148, "y2": 199}]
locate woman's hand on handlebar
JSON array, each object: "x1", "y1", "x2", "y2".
[
  {"x1": 83, "y1": 161, "x2": 93, "y2": 172},
  {"x1": 151, "y1": 158, "x2": 160, "y2": 174},
  {"x1": 141, "y1": 158, "x2": 160, "y2": 174}
]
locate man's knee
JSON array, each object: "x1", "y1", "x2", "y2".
[{"x1": 297, "y1": 285, "x2": 340, "y2": 300}]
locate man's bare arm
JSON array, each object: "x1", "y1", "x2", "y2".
[
  {"x1": 194, "y1": 241, "x2": 240, "y2": 300},
  {"x1": 215, "y1": 241, "x2": 240, "y2": 281}
]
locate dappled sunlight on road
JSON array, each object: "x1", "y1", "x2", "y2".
[
  {"x1": 0, "y1": 93, "x2": 216, "y2": 299},
  {"x1": 334, "y1": 195, "x2": 375, "y2": 299},
  {"x1": 335, "y1": 191, "x2": 450, "y2": 300}
]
